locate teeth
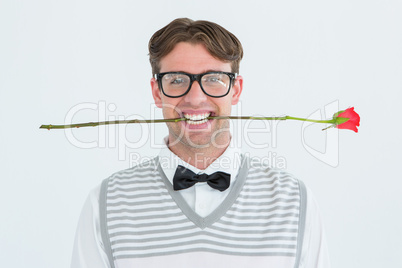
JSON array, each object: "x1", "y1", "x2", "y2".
[
  {"x1": 183, "y1": 113, "x2": 211, "y2": 124},
  {"x1": 186, "y1": 118, "x2": 209, "y2": 125}
]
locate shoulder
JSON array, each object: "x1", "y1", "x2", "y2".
[
  {"x1": 247, "y1": 160, "x2": 300, "y2": 187},
  {"x1": 103, "y1": 157, "x2": 160, "y2": 186}
]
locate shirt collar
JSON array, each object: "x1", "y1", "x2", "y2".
[{"x1": 158, "y1": 136, "x2": 242, "y2": 187}]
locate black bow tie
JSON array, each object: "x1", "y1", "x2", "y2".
[{"x1": 173, "y1": 165, "x2": 231, "y2": 192}]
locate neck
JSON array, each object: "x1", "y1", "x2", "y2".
[{"x1": 168, "y1": 134, "x2": 231, "y2": 170}]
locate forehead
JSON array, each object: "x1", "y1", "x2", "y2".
[{"x1": 159, "y1": 42, "x2": 231, "y2": 73}]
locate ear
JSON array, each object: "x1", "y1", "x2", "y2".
[
  {"x1": 231, "y1": 75, "x2": 243, "y2": 105},
  {"x1": 151, "y1": 77, "x2": 163, "y2": 108}
]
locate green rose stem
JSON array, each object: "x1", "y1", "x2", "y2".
[{"x1": 39, "y1": 116, "x2": 336, "y2": 130}]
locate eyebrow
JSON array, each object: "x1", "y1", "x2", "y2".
[{"x1": 162, "y1": 70, "x2": 229, "y2": 74}]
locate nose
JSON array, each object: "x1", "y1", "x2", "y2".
[{"x1": 183, "y1": 80, "x2": 208, "y2": 104}]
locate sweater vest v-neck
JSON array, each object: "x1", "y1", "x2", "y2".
[{"x1": 99, "y1": 155, "x2": 307, "y2": 268}]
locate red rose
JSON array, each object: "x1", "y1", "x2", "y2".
[{"x1": 334, "y1": 107, "x2": 360, "y2": 132}]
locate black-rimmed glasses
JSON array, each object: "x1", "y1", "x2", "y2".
[{"x1": 156, "y1": 71, "x2": 237, "y2": 98}]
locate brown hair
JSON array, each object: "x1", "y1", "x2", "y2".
[{"x1": 148, "y1": 18, "x2": 243, "y2": 76}]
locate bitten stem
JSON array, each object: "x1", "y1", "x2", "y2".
[{"x1": 39, "y1": 116, "x2": 335, "y2": 130}]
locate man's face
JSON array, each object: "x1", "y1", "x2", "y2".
[{"x1": 151, "y1": 42, "x2": 243, "y2": 150}]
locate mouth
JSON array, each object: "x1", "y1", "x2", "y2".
[{"x1": 182, "y1": 112, "x2": 213, "y2": 125}]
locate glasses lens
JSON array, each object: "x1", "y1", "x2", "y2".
[
  {"x1": 161, "y1": 73, "x2": 190, "y2": 97},
  {"x1": 201, "y1": 73, "x2": 231, "y2": 96}
]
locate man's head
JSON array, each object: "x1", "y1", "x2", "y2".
[
  {"x1": 149, "y1": 18, "x2": 244, "y2": 159},
  {"x1": 148, "y1": 18, "x2": 243, "y2": 76}
]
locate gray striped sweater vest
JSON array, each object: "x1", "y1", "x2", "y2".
[{"x1": 100, "y1": 155, "x2": 307, "y2": 268}]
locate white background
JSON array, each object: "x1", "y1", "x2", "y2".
[{"x1": 1, "y1": 0, "x2": 401, "y2": 267}]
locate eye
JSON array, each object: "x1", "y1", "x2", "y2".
[
  {"x1": 163, "y1": 74, "x2": 188, "y2": 86},
  {"x1": 204, "y1": 75, "x2": 221, "y2": 83},
  {"x1": 171, "y1": 77, "x2": 185, "y2": 84},
  {"x1": 202, "y1": 73, "x2": 228, "y2": 88}
]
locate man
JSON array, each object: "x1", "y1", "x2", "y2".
[{"x1": 71, "y1": 18, "x2": 330, "y2": 268}]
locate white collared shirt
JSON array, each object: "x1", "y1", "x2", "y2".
[{"x1": 158, "y1": 136, "x2": 241, "y2": 217}]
